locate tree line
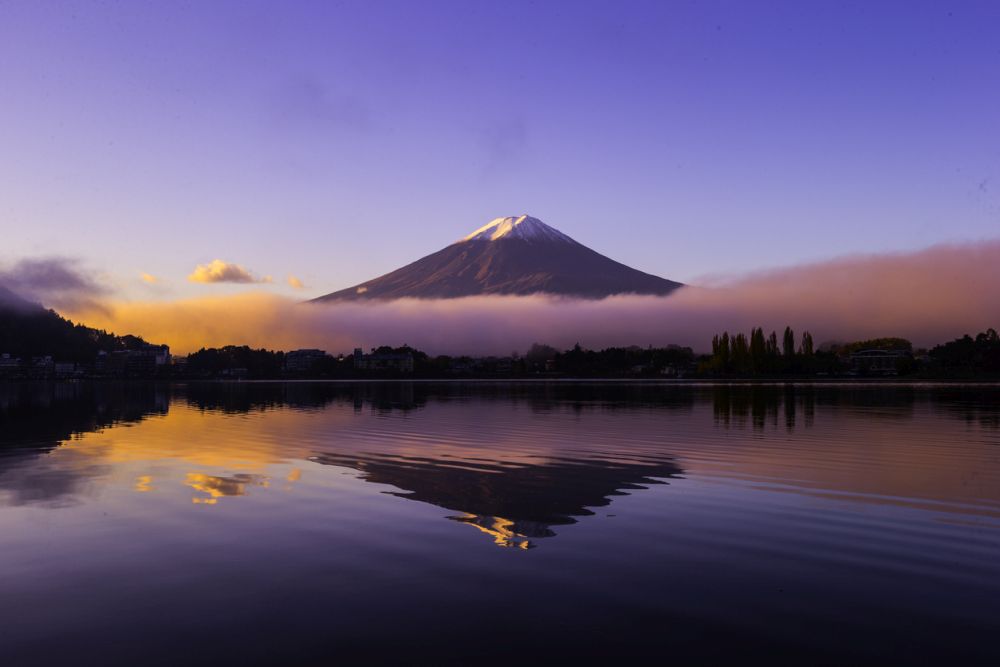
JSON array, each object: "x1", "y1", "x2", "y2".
[
  {"x1": 929, "y1": 328, "x2": 1000, "y2": 375},
  {"x1": 0, "y1": 300, "x2": 154, "y2": 363},
  {"x1": 705, "y1": 327, "x2": 816, "y2": 376},
  {"x1": 3, "y1": 293, "x2": 998, "y2": 378}
]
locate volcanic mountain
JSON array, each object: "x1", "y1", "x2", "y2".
[{"x1": 314, "y1": 215, "x2": 682, "y2": 301}]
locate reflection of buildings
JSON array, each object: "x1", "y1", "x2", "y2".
[{"x1": 311, "y1": 450, "x2": 683, "y2": 549}]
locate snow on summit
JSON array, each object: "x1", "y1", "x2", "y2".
[{"x1": 460, "y1": 215, "x2": 576, "y2": 244}]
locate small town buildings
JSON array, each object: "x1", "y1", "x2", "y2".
[
  {"x1": 54, "y1": 362, "x2": 78, "y2": 378},
  {"x1": 96, "y1": 344, "x2": 171, "y2": 377},
  {"x1": 0, "y1": 353, "x2": 22, "y2": 377},
  {"x1": 285, "y1": 349, "x2": 329, "y2": 372},
  {"x1": 848, "y1": 349, "x2": 910, "y2": 376},
  {"x1": 353, "y1": 347, "x2": 414, "y2": 373},
  {"x1": 29, "y1": 356, "x2": 55, "y2": 379}
]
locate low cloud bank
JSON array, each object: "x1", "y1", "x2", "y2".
[
  {"x1": 0, "y1": 257, "x2": 109, "y2": 313},
  {"x1": 64, "y1": 241, "x2": 1000, "y2": 355}
]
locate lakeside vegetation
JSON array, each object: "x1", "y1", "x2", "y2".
[
  {"x1": 167, "y1": 327, "x2": 999, "y2": 380},
  {"x1": 1, "y1": 297, "x2": 998, "y2": 379},
  {"x1": 0, "y1": 301, "x2": 157, "y2": 363}
]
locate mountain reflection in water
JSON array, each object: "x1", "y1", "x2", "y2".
[
  {"x1": 0, "y1": 382, "x2": 689, "y2": 540},
  {"x1": 312, "y1": 450, "x2": 681, "y2": 548},
  {"x1": 2, "y1": 381, "x2": 1000, "y2": 664}
]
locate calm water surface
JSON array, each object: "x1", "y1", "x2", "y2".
[{"x1": 1, "y1": 382, "x2": 998, "y2": 665}]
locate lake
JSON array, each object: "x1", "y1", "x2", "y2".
[{"x1": 1, "y1": 381, "x2": 998, "y2": 665}]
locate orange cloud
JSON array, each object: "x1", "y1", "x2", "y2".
[
  {"x1": 140, "y1": 272, "x2": 159, "y2": 284},
  {"x1": 287, "y1": 275, "x2": 306, "y2": 289},
  {"x1": 188, "y1": 259, "x2": 269, "y2": 284}
]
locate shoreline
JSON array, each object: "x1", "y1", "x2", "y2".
[{"x1": 4, "y1": 377, "x2": 1000, "y2": 387}]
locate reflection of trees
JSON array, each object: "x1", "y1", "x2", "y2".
[
  {"x1": 311, "y1": 450, "x2": 683, "y2": 549},
  {"x1": 425, "y1": 382, "x2": 697, "y2": 415},
  {"x1": 182, "y1": 382, "x2": 343, "y2": 413},
  {"x1": 0, "y1": 382, "x2": 168, "y2": 450},
  {"x1": 710, "y1": 385, "x2": 944, "y2": 431},
  {"x1": 176, "y1": 381, "x2": 698, "y2": 416},
  {"x1": 712, "y1": 386, "x2": 798, "y2": 430},
  {"x1": 926, "y1": 387, "x2": 1000, "y2": 430},
  {"x1": 178, "y1": 382, "x2": 998, "y2": 431},
  {"x1": 0, "y1": 382, "x2": 169, "y2": 505},
  {"x1": 4, "y1": 381, "x2": 997, "y2": 511},
  {"x1": 179, "y1": 382, "x2": 427, "y2": 414}
]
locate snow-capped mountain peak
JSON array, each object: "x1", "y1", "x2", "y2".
[
  {"x1": 313, "y1": 213, "x2": 682, "y2": 301},
  {"x1": 460, "y1": 215, "x2": 576, "y2": 244}
]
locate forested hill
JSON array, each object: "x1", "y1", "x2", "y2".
[{"x1": 0, "y1": 287, "x2": 155, "y2": 362}]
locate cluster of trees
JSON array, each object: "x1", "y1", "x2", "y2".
[
  {"x1": 178, "y1": 343, "x2": 698, "y2": 379},
  {"x1": 832, "y1": 337, "x2": 912, "y2": 355},
  {"x1": 542, "y1": 343, "x2": 694, "y2": 377},
  {"x1": 107, "y1": 328, "x2": 1000, "y2": 380},
  {"x1": 702, "y1": 328, "x2": 1000, "y2": 378},
  {"x1": 704, "y1": 327, "x2": 815, "y2": 376},
  {"x1": 186, "y1": 346, "x2": 288, "y2": 378},
  {"x1": 183, "y1": 345, "x2": 431, "y2": 379},
  {"x1": 929, "y1": 328, "x2": 1000, "y2": 375},
  {"x1": 0, "y1": 299, "x2": 154, "y2": 363}
]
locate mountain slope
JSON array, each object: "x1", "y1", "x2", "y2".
[
  {"x1": 315, "y1": 215, "x2": 682, "y2": 301},
  {"x1": 0, "y1": 284, "x2": 156, "y2": 361}
]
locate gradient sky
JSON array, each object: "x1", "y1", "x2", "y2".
[{"x1": 2, "y1": 0, "x2": 999, "y2": 300}]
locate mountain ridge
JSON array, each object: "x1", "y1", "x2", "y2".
[
  {"x1": 0, "y1": 283, "x2": 160, "y2": 362},
  {"x1": 314, "y1": 215, "x2": 682, "y2": 301}
]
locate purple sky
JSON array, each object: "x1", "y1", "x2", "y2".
[{"x1": 2, "y1": 0, "x2": 999, "y2": 300}]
